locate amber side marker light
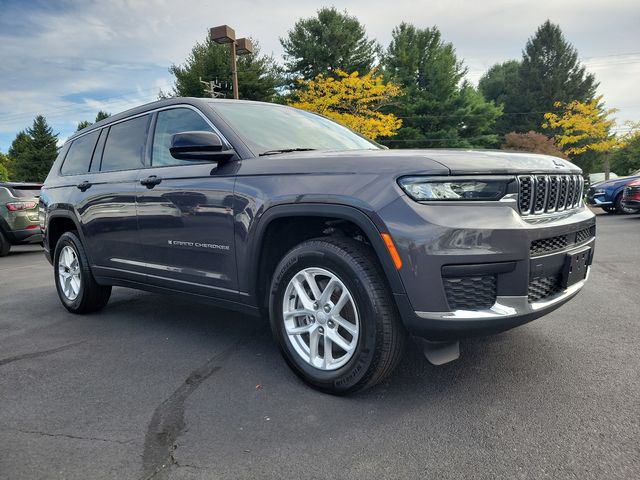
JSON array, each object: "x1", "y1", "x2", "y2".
[{"x1": 381, "y1": 233, "x2": 403, "y2": 270}]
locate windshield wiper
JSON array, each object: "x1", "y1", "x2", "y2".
[{"x1": 259, "y1": 148, "x2": 317, "y2": 156}]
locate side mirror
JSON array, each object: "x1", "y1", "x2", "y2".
[{"x1": 170, "y1": 131, "x2": 235, "y2": 162}]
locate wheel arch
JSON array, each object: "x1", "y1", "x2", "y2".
[
  {"x1": 46, "y1": 211, "x2": 90, "y2": 263},
  {"x1": 247, "y1": 203, "x2": 406, "y2": 311}
]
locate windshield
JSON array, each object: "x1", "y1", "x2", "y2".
[{"x1": 210, "y1": 102, "x2": 379, "y2": 155}]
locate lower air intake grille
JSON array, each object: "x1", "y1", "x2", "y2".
[
  {"x1": 576, "y1": 225, "x2": 596, "y2": 244},
  {"x1": 530, "y1": 235, "x2": 568, "y2": 255},
  {"x1": 528, "y1": 275, "x2": 563, "y2": 303},
  {"x1": 443, "y1": 275, "x2": 497, "y2": 311}
]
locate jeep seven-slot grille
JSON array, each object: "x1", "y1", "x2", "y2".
[
  {"x1": 528, "y1": 275, "x2": 563, "y2": 303},
  {"x1": 518, "y1": 175, "x2": 583, "y2": 215},
  {"x1": 443, "y1": 275, "x2": 497, "y2": 311}
]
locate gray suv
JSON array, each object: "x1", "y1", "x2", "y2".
[{"x1": 40, "y1": 98, "x2": 596, "y2": 393}]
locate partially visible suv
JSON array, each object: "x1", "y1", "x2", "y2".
[
  {"x1": 586, "y1": 170, "x2": 640, "y2": 214},
  {"x1": 40, "y1": 98, "x2": 596, "y2": 393},
  {"x1": 0, "y1": 182, "x2": 42, "y2": 256}
]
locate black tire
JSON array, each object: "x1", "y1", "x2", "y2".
[
  {"x1": 54, "y1": 231, "x2": 111, "y2": 314},
  {"x1": 615, "y1": 192, "x2": 639, "y2": 215},
  {"x1": 269, "y1": 237, "x2": 406, "y2": 394},
  {"x1": 0, "y1": 230, "x2": 10, "y2": 257}
]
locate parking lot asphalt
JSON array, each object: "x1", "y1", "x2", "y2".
[{"x1": 0, "y1": 212, "x2": 638, "y2": 480}]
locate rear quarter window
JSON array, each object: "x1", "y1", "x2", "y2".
[
  {"x1": 100, "y1": 115, "x2": 150, "y2": 172},
  {"x1": 61, "y1": 130, "x2": 100, "y2": 176}
]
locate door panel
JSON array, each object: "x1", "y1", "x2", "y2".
[
  {"x1": 136, "y1": 163, "x2": 238, "y2": 297},
  {"x1": 79, "y1": 114, "x2": 151, "y2": 279},
  {"x1": 135, "y1": 107, "x2": 239, "y2": 298},
  {"x1": 78, "y1": 169, "x2": 142, "y2": 279}
]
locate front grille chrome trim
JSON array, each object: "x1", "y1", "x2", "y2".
[{"x1": 518, "y1": 174, "x2": 583, "y2": 216}]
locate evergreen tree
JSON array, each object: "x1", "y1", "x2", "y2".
[
  {"x1": 478, "y1": 60, "x2": 521, "y2": 135},
  {"x1": 95, "y1": 111, "x2": 110, "y2": 122},
  {"x1": 167, "y1": 37, "x2": 280, "y2": 102},
  {"x1": 491, "y1": 21, "x2": 597, "y2": 134},
  {"x1": 281, "y1": 7, "x2": 379, "y2": 81},
  {"x1": 383, "y1": 23, "x2": 501, "y2": 148},
  {"x1": 8, "y1": 116, "x2": 59, "y2": 182},
  {"x1": 76, "y1": 111, "x2": 111, "y2": 131}
]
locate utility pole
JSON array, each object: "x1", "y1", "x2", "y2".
[{"x1": 209, "y1": 25, "x2": 254, "y2": 100}]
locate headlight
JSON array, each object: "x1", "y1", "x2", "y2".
[
  {"x1": 398, "y1": 177, "x2": 511, "y2": 201},
  {"x1": 594, "y1": 189, "x2": 606, "y2": 195}
]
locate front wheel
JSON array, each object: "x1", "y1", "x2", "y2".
[
  {"x1": 54, "y1": 231, "x2": 111, "y2": 314},
  {"x1": 615, "y1": 193, "x2": 639, "y2": 214},
  {"x1": 269, "y1": 237, "x2": 405, "y2": 394}
]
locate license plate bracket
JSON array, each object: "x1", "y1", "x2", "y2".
[{"x1": 561, "y1": 246, "x2": 591, "y2": 289}]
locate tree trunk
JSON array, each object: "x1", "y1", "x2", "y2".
[{"x1": 603, "y1": 152, "x2": 610, "y2": 180}]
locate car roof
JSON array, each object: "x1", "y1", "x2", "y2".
[{"x1": 64, "y1": 97, "x2": 276, "y2": 144}]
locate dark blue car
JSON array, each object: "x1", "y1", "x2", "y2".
[{"x1": 587, "y1": 170, "x2": 640, "y2": 214}]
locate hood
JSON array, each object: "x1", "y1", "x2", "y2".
[
  {"x1": 417, "y1": 150, "x2": 581, "y2": 175},
  {"x1": 259, "y1": 149, "x2": 581, "y2": 176}
]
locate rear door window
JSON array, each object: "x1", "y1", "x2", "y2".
[
  {"x1": 151, "y1": 108, "x2": 214, "y2": 167},
  {"x1": 100, "y1": 115, "x2": 150, "y2": 172},
  {"x1": 61, "y1": 130, "x2": 100, "y2": 176}
]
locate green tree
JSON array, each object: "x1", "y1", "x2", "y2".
[
  {"x1": 8, "y1": 116, "x2": 59, "y2": 182},
  {"x1": 0, "y1": 153, "x2": 10, "y2": 181},
  {"x1": 95, "y1": 110, "x2": 110, "y2": 122},
  {"x1": 501, "y1": 21, "x2": 597, "y2": 134},
  {"x1": 77, "y1": 111, "x2": 111, "y2": 131},
  {"x1": 166, "y1": 37, "x2": 280, "y2": 102},
  {"x1": 383, "y1": 23, "x2": 501, "y2": 148},
  {"x1": 611, "y1": 133, "x2": 640, "y2": 175},
  {"x1": 478, "y1": 60, "x2": 520, "y2": 135},
  {"x1": 76, "y1": 120, "x2": 92, "y2": 132},
  {"x1": 281, "y1": 7, "x2": 379, "y2": 81}
]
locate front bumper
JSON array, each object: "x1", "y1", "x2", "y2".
[
  {"x1": 621, "y1": 199, "x2": 640, "y2": 209},
  {"x1": 378, "y1": 196, "x2": 596, "y2": 339}
]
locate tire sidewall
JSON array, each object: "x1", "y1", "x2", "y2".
[
  {"x1": 270, "y1": 244, "x2": 380, "y2": 392},
  {"x1": 0, "y1": 230, "x2": 10, "y2": 256},
  {"x1": 54, "y1": 233, "x2": 87, "y2": 312}
]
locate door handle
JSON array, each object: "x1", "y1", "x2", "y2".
[
  {"x1": 140, "y1": 175, "x2": 162, "y2": 189},
  {"x1": 77, "y1": 180, "x2": 92, "y2": 192}
]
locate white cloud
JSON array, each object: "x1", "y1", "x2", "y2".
[{"x1": 0, "y1": 0, "x2": 639, "y2": 150}]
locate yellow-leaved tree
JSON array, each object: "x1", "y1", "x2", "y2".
[
  {"x1": 290, "y1": 69, "x2": 403, "y2": 140},
  {"x1": 542, "y1": 96, "x2": 618, "y2": 178}
]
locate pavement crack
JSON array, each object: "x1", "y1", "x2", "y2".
[
  {"x1": 0, "y1": 341, "x2": 86, "y2": 367},
  {"x1": 140, "y1": 337, "x2": 246, "y2": 480},
  {"x1": 10, "y1": 427, "x2": 135, "y2": 445}
]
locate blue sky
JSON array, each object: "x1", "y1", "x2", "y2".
[{"x1": 1, "y1": 0, "x2": 639, "y2": 151}]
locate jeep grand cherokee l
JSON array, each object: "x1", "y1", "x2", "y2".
[{"x1": 40, "y1": 98, "x2": 596, "y2": 394}]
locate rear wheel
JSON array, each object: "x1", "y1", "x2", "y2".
[
  {"x1": 0, "y1": 231, "x2": 10, "y2": 257},
  {"x1": 269, "y1": 237, "x2": 405, "y2": 394},
  {"x1": 54, "y1": 231, "x2": 111, "y2": 314},
  {"x1": 615, "y1": 193, "x2": 639, "y2": 214}
]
